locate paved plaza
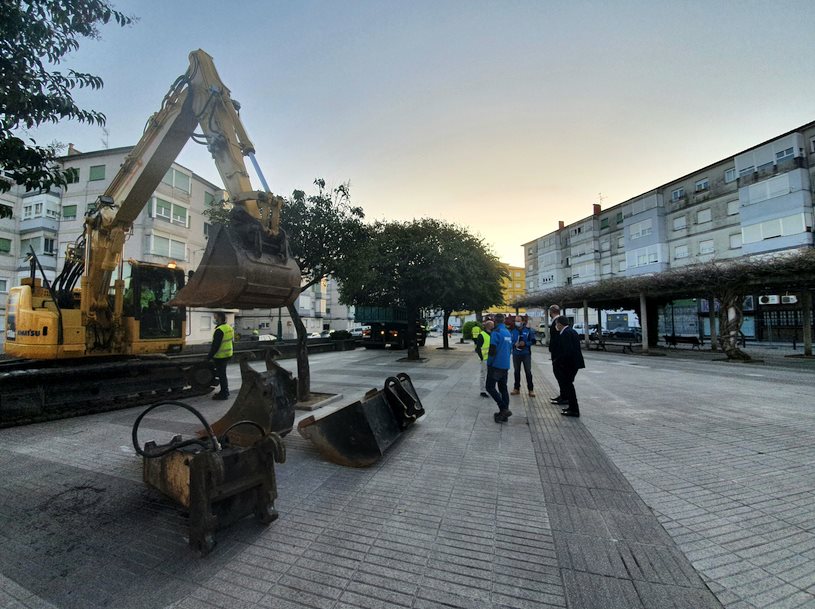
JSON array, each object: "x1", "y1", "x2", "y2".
[{"x1": 0, "y1": 337, "x2": 813, "y2": 609}]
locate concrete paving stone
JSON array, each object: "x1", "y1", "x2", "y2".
[
  {"x1": 414, "y1": 585, "x2": 494, "y2": 609},
  {"x1": 560, "y1": 569, "x2": 642, "y2": 609},
  {"x1": 554, "y1": 533, "x2": 630, "y2": 578},
  {"x1": 189, "y1": 587, "x2": 258, "y2": 609},
  {"x1": 765, "y1": 590, "x2": 815, "y2": 609},
  {"x1": 729, "y1": 578, "x2": 800, "y2": 605},
  {"x1": 198, "y1": 578, "x2": 267, "y2": 605},
  {"x1": 631, "y1": 580, "x2": 724, "y2": 608},
  {"x1": 617, "y1": 541, "x2": 703, "y2": 587},
  {"x1": 494, "y1": 537, "x2": 556, "y2": 558},
  {"x1": 352, "y1": 567, "x2": 421, "y2": 595},
  {"x1": 788, "y1": 572, "x2": 815, "y2": 592},
  {"x1": 371, "y1": 536, "x2": 435, "y2": 561},
  {"x1": 284, "y1": 564, "x2": 353, "y2": 593},
  {"x1": 602, "y1": 510, "x2": 676, "y2": 545},
  {"x1": 426, "y1": 554, "x2": 494, "y2": 580},
  {"x1": 343, "y1": 581, "x2": 416, "y2": 607},
  {"x1": 421, "y1": 574, "x2": 492, "y2": 602},
  {"x1": 494, "y1": 551, "x2": 560, "y2": 574},
  {"x1": 547, "y1": 504, "x2": 612, "y2": 538}
]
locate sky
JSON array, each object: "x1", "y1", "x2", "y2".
[{"x1": 28, "y1": 0, "x2": 815, "y2": 267}]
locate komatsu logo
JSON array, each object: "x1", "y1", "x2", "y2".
[{"x1": 16, "y1": 329, "x2": 41, "y2": 337}]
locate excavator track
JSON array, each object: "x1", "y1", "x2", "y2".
[{"x1": 0, "y1": 357, "x2": 215, "y2": 428}]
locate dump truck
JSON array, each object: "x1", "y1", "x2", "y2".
[{"x1": 355, "y1": 306, "x2": 427, "y2": 349}]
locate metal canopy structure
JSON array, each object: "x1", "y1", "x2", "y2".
[{"x1": 519, "y1": 248, "x2": 815, "y2": 357}]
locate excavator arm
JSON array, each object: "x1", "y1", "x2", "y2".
[{"x1": 82, "y1": 49, "x2": 300, "y2": 324}]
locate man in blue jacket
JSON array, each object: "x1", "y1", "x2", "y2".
[
  {"x1": 510, "y1": 315, "x2": 536, "y2": 397},
  {"x1": 486, "y1": 314, "x2": 513, "y2": 423}
]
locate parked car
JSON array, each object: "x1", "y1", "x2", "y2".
[
  {"x1": 349, "y1": 326, "x2": 369, "y2": 337},
  {"x1": 610, "y1": 326, "x2": 642, "y2": 340},
  {"x1": 320, "y1": 330, "x2": 332, "y2": 338},
  {"x1": 257, "y1": 334, "x2": 278, "y2": 342},
  {"x1": 307, "y1": 332, "x2": 321, "y2": 338}
]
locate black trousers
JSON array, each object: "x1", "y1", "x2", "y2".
[
  {"x1": 557, "y1": 364, "x2": 579, "y2": 412},
  {"x1": 552, "y1": 361, "x2": 567, "y2": 399},
  {"x1": 212, "y1": 357, "x2": 230, "y2": 395}
]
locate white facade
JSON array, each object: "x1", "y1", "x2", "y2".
[
  {"x1": 524, "y1": 121, "x2": 815, "y2": 296},
  {"x1": 0, "y1": 145, "x2": 320, "y2": 348}
]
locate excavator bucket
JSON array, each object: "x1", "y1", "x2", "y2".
[
  {"x1": 199, "y1": 350, "x2": 297, "y2": 446},
  {"x1": 298, "y1": 373, "x2": 425, "y2": 467},
  {"x1": 171, "y1": 219, "x2": 300, "y2": 309}
]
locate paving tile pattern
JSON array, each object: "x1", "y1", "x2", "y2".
[
  {"x1": 570, "y1": 352, "x2": 815, "y2": 609},
  {"x1": 522, "y1": 377, "x2": 723, "y2": 609},
  {"x1": 0, "y1": 348, "x2": 565, "y2": 609}
]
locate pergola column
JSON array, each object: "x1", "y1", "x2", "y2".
[
  {"x1": 708, "y1": 296, "x2": 718, "y2": 351},
  {"x1": 639, "y1": 291, "x2": 649, "y2": 354},
  {"x1": 583, "y1": 300, "x2": 590, "y2": 349},
  {"x1": 802, "y1": 290, "x2": 813, "y2": 357}
]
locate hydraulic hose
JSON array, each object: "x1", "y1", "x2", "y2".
[{"x1": 132, "y1": 400, "x2": 220, "y2": 458}]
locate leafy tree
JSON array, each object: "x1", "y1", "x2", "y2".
[
  {"x1": 0, "y1": 0, "x2": 135, "y2": 199},
  {"x1": 281, "y1": 179, "x2": 367, "y2": 400},
  {"x1": 338, "y1": 218, "x2": 506, "y2": 360}
]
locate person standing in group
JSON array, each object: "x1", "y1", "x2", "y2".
[
  {"x1": 474, "y1": 320, "x2": 493, "y2": 398},
  {"x1": 208, "y1": 311, "x2": 234, "y2": 400},
  {"x1": 553, "y1": 316, "x2": 584, "y2": 417},
  {"x1": 548, "y1": 304, "x2": 568, "y2": 406},
  {"x1": 510, "y1": 315, "x2": 536, "y2": 397},
  {"x1": 486, "y1": 314, "x2": 513, "y2": 423}
]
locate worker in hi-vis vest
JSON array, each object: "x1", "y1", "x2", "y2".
[
  {"x1": 208, "y1": 311, "x2": 234, "y2": 400},
  {"x1": 474, "y1": 320, "x2": 494, "y2": 398}
]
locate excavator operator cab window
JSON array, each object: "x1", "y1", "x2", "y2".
[{"x1": 123, "y1": 264, "x2": 185, "y2": 340}]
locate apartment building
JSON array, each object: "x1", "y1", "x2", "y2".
[
  {"x1": 523, "y1": 121, "x2": 815, "y2": 341},
  {"x1": 0, "y1": 145, "x2": 324, "y2": 348}
]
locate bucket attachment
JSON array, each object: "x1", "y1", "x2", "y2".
[
  {"x1": 201, "y1": 349, "x2": 297, "y2": 445},
  {"x1": 171, "y1": 211, "x2": 301, "y2": 309},
  {"x1": 297, "y1": 373, "x2": 424, "y2": 467},
  {"x1": 134, "y1": 401, "x2": 286, "y2": 555}
]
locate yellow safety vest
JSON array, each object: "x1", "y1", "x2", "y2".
[
  {"x1": 479, "y1": 330, "x2": 490, "y2": 360},
  {"x1": 213, "y1": 324, "x2": 234, "y2": 359}
]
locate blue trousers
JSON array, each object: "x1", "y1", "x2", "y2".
[{"x1": 486, "y1": 366, "x2": 510, "y2": 411}]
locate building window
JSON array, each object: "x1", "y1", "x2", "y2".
[
  {"x1": 696, "y1": 208, "x2": 711, "y2": 224},
  {"x1": 62, "y1": 204, "x2": 77, "y2": 220},
  {"x1": 775, "y1": 147, "x2": 794, "y2": 161},
  {"x1": 672, "y1": 216, "x2": 687, "y2": 231},
  {"x1": 600, "y1": 239, "x2": 610, "y2": 252},
  {"x1": 200, "y1": 315, "x2": 212, "y2": 332},
  {"x1": 739, "y1": 166, "x2": 754, "y2": 178},
  {"x1": 171, "y1": 203, "x2": 188, "y2": 226},
  {"x1": 628, "y1": 245, "x2": 660, "y2": 268},
  {"x1": 699, "y1": 240, "x2": 715, "y2": 255},
  {"x1": 0, "y1": 278, "x2": 6, "y2": 292},
  {"x1": 742, "y1": 214, "x2": 806, "y2": 244},
  {"x1": 729, "y1": 233, "x2": 742, "y2": 249},
  {"x1": 671, "y1": 187, "x2": 684, "y2": 201},
  {"x1": 0, "y1": 203, "x2": 11, "y2": 217},
  {"x1": 204, "y1": 191, "x2": 216, "y2": 206},
  {"x1": 65, "y1": 167, "x2": 80, "y2": 184},
  {"x1": 727, "y1": 200, "x2": 739, "y2": 216},
  {"x1": 0, "y1": 238, "x2": 10, "y2": 253},
  {"x1": 630, "y1": 219, "x2": 652, "y2": 240},
  {"x1": 204, "y1": 222, "x2": 211, "y2": 239},
  {"x1": 88, "y1": 165, "x2": 106, "y2": 181},
  {"x1": 151, "y1": 234, "x2": 187, "y2": 260},
  {"x1": 44, "y1": 238, "x2": 55, "y2": 254},
  {"x1": 154, "y1": 197, "x2": 171, "y2": 219},
  {"x1": 514, "y1": 282, "x2": 521, "y2": 288},
  {"x1": 46, "y1": 207, "x2": 59, "y2": 219},
  {"x1": 724, "y1": 168, "x2": 737, "y2": 183},
  {"x1": 618, "y1": 260, "x2": 627, "y2": 272},
  {"x1": 601, "y1": 263, "x2": 611, "y2": 274},
  {"x1": 616, "y1": 212, "x2": 623, "y2": 224},
  {"x1": 674, "y1": 244, "x2": 688, "y2": 259},
  {"x1": 162, "y1": 168, "x2": 191, "y2": 194},
  {"x1": 600, "y1": 217, "x2": 609, "y2": 229},
  {"x1": 617, "y1": 236, "x2": 624, "y2": 249},
  {"x1": 514, "y1": 271, "x2": 521, "y2": 277},
  {"x1": 695, "y1": 178, "x2": 709, "y2": 192}
]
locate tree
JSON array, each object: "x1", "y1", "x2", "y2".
[
  {"x1": 0, "y1": 1, "x2": 135, "y2": 197},
  {"x1": 338, "y1": 218, "x2": 506, "y2": 360},
  {"x1": 280, "y1": 179, "x2": 367, "y2": 400}
]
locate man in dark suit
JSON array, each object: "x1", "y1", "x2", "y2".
[
  {"x1": 548, "y1": 305, "x2": 568, "y2": 406},
  {"x1": 553, "y1": 316, "x2": 585, "y2": 417}
]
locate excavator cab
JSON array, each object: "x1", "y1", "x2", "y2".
[{"x1": 121, "y1": 262, "x2": 186, "y2": 341}]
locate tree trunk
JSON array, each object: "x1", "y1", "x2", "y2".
[
  {"x1": 406, "y1": 306, "x2": 420, "y2": 360},
  {"x1": 287, "y1": 302, "x2": 311, "y2": 400},
  {"x1": 708, "y1": 296, "x2": 718, "y2": 351},
  {"x1": 475, "y1": 311, "x2": 483, "y2": 323},
  {"x1": 442, "y1": 309, "x2": 452, "y2": 349},
  {"x1": 716, "y1": 291, "x2": 750, "y2": 361}
]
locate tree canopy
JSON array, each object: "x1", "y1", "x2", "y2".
[
  {"x1": 0, "y1": 0, "x2": 134, "y2": 197},
  {"x1": 338, "y1": 218, "x2": 506, "y2": 358}
]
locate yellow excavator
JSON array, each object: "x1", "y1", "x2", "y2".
[{"x1": 1, "y1": 50, "x2": 301, "y2": 424}]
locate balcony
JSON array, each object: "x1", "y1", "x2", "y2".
[
  {"x1": 737, "y1": 156, "x2": 806, "y2": 188},
  {"x1": 19, "y1": 216, "x2": 59, "y2": 234}
]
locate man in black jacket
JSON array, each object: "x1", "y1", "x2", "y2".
[
  {"x1": 548, "y1": 305, "x2": 568, "y2": 406},
  {"x1": 553, "y1": 316, "x2": 585, "y2": 417}
]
